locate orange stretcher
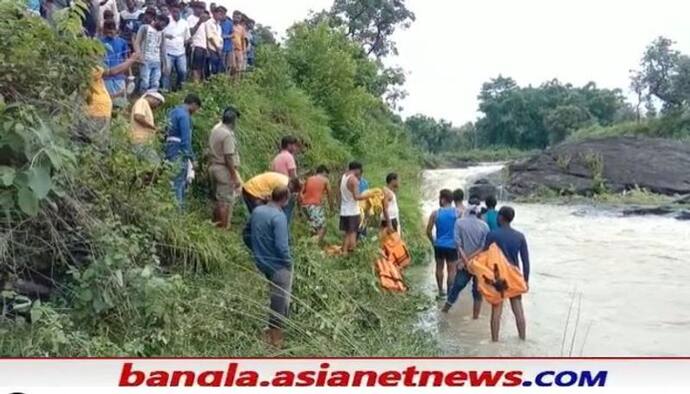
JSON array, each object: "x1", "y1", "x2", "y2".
[
  {"x1": 375, "y1": 256, "x2": 407, "y2": 292},
  {"x1": 467, "y1": 243, "x2": 528, "y2": 305},
  {"x1": 374, "y1": 231, "x2": 411, "y2": 292},
  {"x1": 380, "y1": 231, "x2": 411, "y2": 269}
]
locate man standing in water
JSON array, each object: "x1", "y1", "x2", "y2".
[
  {"x1": 453, "y1": 188, "x2": 466, "y2": 218},
  {"x1": 426, "y1": 189, "x2": 458, "y2": 298},
  {"x1": 485, "y1": 206, "x2": 530, "y2": 342},
  {"x1": 250, "y1": 186, "x2": 293, "y2": 348},
  {"x1": 339, "y1": 161, "x2": 366, "y2": 255},
  {"x1": 484, "y1": 195, "x2": 500, "y2": 231},
  {"x1": 442, "y1": 203, "x2": 488, "y2": 318}
]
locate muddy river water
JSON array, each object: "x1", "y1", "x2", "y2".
[{"x1": 415, "y1": 164, "x2": 690, "y2": 356}]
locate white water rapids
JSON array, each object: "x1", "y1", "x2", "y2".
[{"x1": 415, "y1": 164, "x2": 690, "y2": 356}]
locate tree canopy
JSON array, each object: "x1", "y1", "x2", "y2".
[
  {"x1": 329, "y1": 0, "x2": 415, "y2": 59},
  {"x1": 631, "y1": 36, "x2": 690, "y2": 113},
  {"x1": 474, "y1": 77, "x2": 629, "y2": 149}
]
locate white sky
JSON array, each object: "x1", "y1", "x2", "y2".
[{"x1": 219, "y1": 0, "x2": 690, "y2": 125}]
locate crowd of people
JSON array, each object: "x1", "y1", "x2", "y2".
[
  {"x1": 426, "y1": 190, "x2": 530, "y2": 342},
  {"x1": 36, "y1": 0, "x2": 258, "y2": 105}
]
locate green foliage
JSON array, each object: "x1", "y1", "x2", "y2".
[
  {"x1": 0, "y1": 1, "x2": 99, "y2": 104},
  {"x1": 404, "y1": 115, "x2": 468, "y2": 154},
  {"x1": 0, "y1": 103, "x2": 76, "y2": 217},
  {"x1": 0, "y1": 1, "x2": 96, "y2": 217},
  {"x1": 517, "y1": 184, "x2": 673, "y2": 206},
  {"x1": 475, "y1": 76, "x2": 628, "y2": 149},
  {"x1": 285, "y1": 23, "x2": 373, "y2": 146},
  {"x1": 253, "y1": 24, "x2": 277, "y2": 46},
  {"x1": 581, "y1": 151, "x2": 606, "y2": 195},
  {"x1": 631, "y1": 36, "x2": 690, "y2": 111},
  {"x1": 544, "y1": 105, "x2": 593, "y2": 145},
  {"x1": 423, "y1": 148, "x2": 534, "y2": 169},
  {"x1": 568, "y1": 109, "x2": 690, "y2": 141},
  {"x1": 328, "y1": 0, "x2": 416, "y2": 58}
]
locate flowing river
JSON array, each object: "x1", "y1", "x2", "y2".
[{"x1": 416, "y1": 164, "x2": 690, "y2": 356}]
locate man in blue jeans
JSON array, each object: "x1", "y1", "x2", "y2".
[
  {"x1": 164, "y1": 94, "x2": 202, "y2": 208},
  {"x1": 134, "y1": 14, "x2": 168, "y2": 93},
  {"x1": 442, "y1": 203, "x2": 489, "y2": 317},
  {"x1": 220, "y1": 9, "x2": 234, "y2": 72},
  {"x1": 162, "y1": 4, "x2": 189, "y2": 91}
]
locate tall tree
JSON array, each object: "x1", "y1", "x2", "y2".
[
  {"x1": 329, "y1": 0, "x2": 415, "y2": 58},
  {"x1": 632, "y1": 36, "x2": 690, "y2": 111}
]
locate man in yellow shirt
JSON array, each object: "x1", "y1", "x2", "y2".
[
  {"x1": 242, "y1": 172, "x2": 300, "y2": 216},
  {"x1": 84, "y1": 52, "x2": 139, "y2": 146},
  {"x1": 130, "y1": 91, "x2": 165, "y2": 144},
  {"x1": 130, "y1": 90, "x2": 165, "y2": 163}
]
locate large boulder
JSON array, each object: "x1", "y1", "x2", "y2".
[
  {"x1": 507, "y1": 136, "x2": 690, "y2": 196},
  {"x1": 468, "y1": 178, "x2": 498, "y2": 201}
]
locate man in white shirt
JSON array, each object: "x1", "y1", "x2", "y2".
[
  {"x1": 187, "y1": 2, "x2": 209, "y2": 82},
  {"x1": 162, "y1": 4, "x2": 190, "y2": 91},
  {"x1": 119, "y1": 0, "x2": 143, "y2": 46}
]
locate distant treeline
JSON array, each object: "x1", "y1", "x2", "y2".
[{"x1": 406, "y1": 36, "x2": 690, "y2": 153}]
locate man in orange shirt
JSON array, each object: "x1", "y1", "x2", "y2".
[
  {"x1": 300, "y1": 165, "x2": 334, "y2": 243},
  {"x1": 230, "y1": 10, "x2": 246, "y2": 76}
]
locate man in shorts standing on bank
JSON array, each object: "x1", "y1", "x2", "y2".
[
  {"x1": 300, "y1": 165, "x2": 333, "y2": 244},
  {"x1": 339, "y1": 161, "x2": 366, "y2": 255},
  {"x1": 208, "y1": 107, "x2": 241, "y2": 230}
]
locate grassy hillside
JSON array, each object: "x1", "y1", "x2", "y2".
[{"x1": 0, "y1": 7, "x2": 435, "y2": 356}]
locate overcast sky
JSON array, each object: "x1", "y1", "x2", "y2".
[{"x1": 219, "y1": 0, "x2": 690, "y2": 125}]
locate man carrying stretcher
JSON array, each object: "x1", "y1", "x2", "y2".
[{"x1": 484, "y1": 206, "x2": 530, "y2": 342}]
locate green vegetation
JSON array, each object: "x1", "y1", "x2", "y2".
[
  {"x1": 569, "y1": 36, "x2": 690, "y2": 142},
  {"x1": 515, "y1": 186, "x2": 674, "y2": 207},
  {"x1": 406, "y1": 36, "x2": 690, "y2": 167},
  {"x1": 404, "y1": 79, "x2": 630, "y2": 155},
  {"x1": 0, "y1": 2, "x2": 435, "y2": 356},
  {"x1": 423, "y1": 149, "x2": 534, "y2": 169}
]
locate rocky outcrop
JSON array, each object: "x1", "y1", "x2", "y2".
[
  {"x1": 468, "y1": 178, "x2": 498, "y2": 201},
  {"x1": 507, "y1": 136, "x2": 690, "y2": 196}
]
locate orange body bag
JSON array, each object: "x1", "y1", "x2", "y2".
[
  {"x1": 375, "y1": 257, "x2": 407, "y2": 292},
  {"x1": 467, "y1": 243, "x2": 528, "y2": 305}
]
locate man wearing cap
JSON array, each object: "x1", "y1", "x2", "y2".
[
  {"x1": 131, "y1": 91, "x2": 165, "y2": 144},
  {"x1": 442, "y1": 198, "x2": 489, "y2": 317}
]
